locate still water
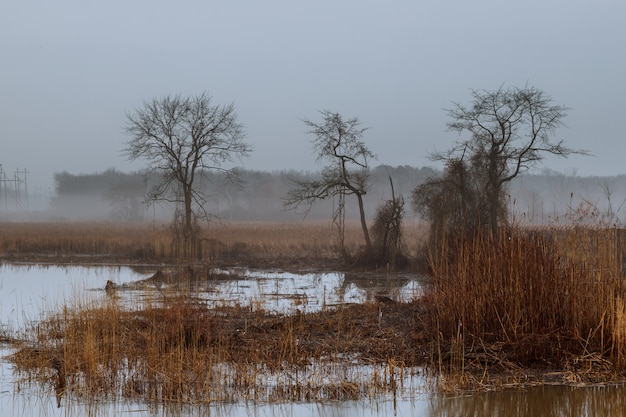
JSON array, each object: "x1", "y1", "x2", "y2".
[{"x1": 1, "y1": 264, "x2": 626, "y2": 416}]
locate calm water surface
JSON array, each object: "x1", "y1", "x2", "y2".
[{"x1": 1, "y1": 264, "x2": 626, "y2": 416}]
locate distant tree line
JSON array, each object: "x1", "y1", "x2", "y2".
[
  {"x1": 51, "y1": 169, "x2": 146, "y2": 221},
  {"x1": 49, "y1": 165, "x2": 436, "y2": 222},
  {"x1": 49, "y1": 166, "x2": 626, "y2": 226}
]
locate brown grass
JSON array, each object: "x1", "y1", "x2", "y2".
[
  {"x1": 12, "y1": 296, "x2": 427, "y2": 404},
  {"x1": 0, "y1": 222, "x2": 167, "y2": 262},
  {"x1": 0, "y1": 220, "x2": 428, "y2": 269},
  {"x1": 10, "y1": 217, "x2": 626, "y2": 400},
  {"x1": 425, "y1": 225, "x2": 626, "y2": 391}
]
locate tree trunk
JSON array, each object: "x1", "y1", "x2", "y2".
[
  {"x1": 487, "y1": 153, "x2": 501, "y2": 234},
  {"x1": 183, "y1": 185, "x2": 194, "y2": 257},
  {"x1": 356, "y1": 193, "x2": 371, "y2": 249}
]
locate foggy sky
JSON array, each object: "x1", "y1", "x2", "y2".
[{"x1": 1, "y1": 0, "x2": 624, "y2": 194}]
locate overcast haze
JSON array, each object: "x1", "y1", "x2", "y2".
[{"x1": 1, "y1": 0, "x2": 624, "y2": 194}]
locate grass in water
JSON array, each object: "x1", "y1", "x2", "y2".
[
  {"x1": 11, "y1": 294, "x2": 427, "y2": 404},
  {"x1": 7, "y1": 218, "x2": 626, "y2": 401}
]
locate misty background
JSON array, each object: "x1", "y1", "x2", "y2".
[
  {"x1": 1, "y1": 1, "x2": 624, "y2": 222},
  {"x1": 1, "y1": 165, "x2": 625, "y2": 228}
]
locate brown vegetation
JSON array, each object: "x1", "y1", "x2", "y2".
[
  {"x1": 0, "y1": 221, "x2": 428, "y2": 269},
  {"x1": 0, "y1": 222, "x2": 164, "y2": 263},
  {"x1": 7, "y1": 219, "x2": 626, "y2": 403},
  {"x1": 12, "y1": 296, "x2": 427, "y2": 404},
  {"x1": 426, "y1": 225, "x2": 626, "y2": 391}
]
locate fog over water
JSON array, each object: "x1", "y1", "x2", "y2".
[{"x1": 1, "y1": 1, "x2": 625, "y2": 196}]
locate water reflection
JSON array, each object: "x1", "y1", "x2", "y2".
[
  {"x1": 0, "y1": 264, "x2": 144, "y2": 330},
  {"x1": 110, "y1": 268, "x2": 424, "y2": 314},
  {"x1": 3, "y1": 381, "x2": 626, "y2": 417},
  {"x1": 429, "y1": 384, "x2": 626, "y2": 417},
  {"x1": 2, "y1": 264, "x2": 626, "y2": 416}
]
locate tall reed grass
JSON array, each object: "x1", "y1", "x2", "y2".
[{"x1": 426, "y1": 224, "x2": 626, "y2": 389}]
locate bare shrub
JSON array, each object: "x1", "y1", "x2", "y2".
[{"x1": 371, "y1": 194, "x2": 408, "y2": 270}]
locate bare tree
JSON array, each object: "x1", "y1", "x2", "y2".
[
  {"x1": 124, "y1": 92, "x2": 251, "y2": 257},
  {"x1": 416, "y1": 85, "x2": 588, "y2": 234},
  {"x1": 283, "y1": 110, "x2": 376, "y2": 251},
  {"x1": 600, "y1": 180, "x2": 626, "y2": 225}
]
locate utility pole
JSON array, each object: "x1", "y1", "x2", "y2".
[
  {"x1": 0, "y1": 164, "x2": 30, "y2": 211},
  {"x1": 14, "y1": 168, "x2": 29, "y2": 210},
  {"x1": 0, "y1": 164, "x2": 7, "y2": 210}
]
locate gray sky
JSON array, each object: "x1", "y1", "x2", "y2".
[{"x1": 1, "y1": 0, "x2": 624, "y2": 193}]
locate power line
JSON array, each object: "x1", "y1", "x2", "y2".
[{"x1": 0, "y1": 164, "x2": 30, "y2": 211}]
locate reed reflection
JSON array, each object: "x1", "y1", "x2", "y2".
[{"x1": 428, "y1": 385, "x2": 626, "y2": 417}]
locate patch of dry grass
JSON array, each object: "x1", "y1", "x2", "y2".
[
  {"x1": 0, "y1": 222, "x2": 167, "y2": 261},
  {"x1": 0, "y1": 221, "x2": 428, "y2": 268},
  {"x1": 12, "y1": 296, "x2": 427, "y2": 404}
]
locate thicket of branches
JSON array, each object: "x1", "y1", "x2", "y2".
[{"x1": 412, "y1": 85, "x2": 586, "y2": 246}]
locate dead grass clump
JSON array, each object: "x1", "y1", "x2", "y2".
[
  {"x1": 425, "y1": 225, "x2": 626, "y2": 390},
  {"x1": 11, "y1": 297, "x2": 427, "y2": 404}
]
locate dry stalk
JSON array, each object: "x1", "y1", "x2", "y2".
[{"x1": 10, "y1": 296, "x2": 426, "y2": 404}]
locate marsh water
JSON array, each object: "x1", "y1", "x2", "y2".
[{"x1": 1, "y1": 264, "x2": 626, "y2": 416}]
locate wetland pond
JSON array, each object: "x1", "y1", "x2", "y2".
[{"x1": 1, "y1": 264, "x2": 626, "y2": 416}]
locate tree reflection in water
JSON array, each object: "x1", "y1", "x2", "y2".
[{"x1": 429, "y1": 385, "x2": 626, "y2": 417}]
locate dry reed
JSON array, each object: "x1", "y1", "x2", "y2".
[
  {"x1": 11, "y1": 295, "x2": 426, "y2": 404},
  {"x1": 425, "y1": 223, "x2": 626, "y2": 391},
  {"x1": 15, "y1": 216, "x2": 626, "y2": 397},
  {"x1": 0, "y1": 220, "x2": 427, "y2": 268},
  {"x1": 0, "y1": 222, "x2": 166, "y2": 262}
]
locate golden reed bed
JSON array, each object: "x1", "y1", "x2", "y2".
[{"x1": 0, "y1": 220, "x2": 428, "y2": 267}]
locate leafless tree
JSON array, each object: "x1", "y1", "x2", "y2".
[
  {"x1": 124, "y1": 92, "x2": 251, "y2": 257},
  {"x1": 283, "y1": 110, "x2": 376, "y2": 251},
  {"x1": 600, "y1": 181, "x2": 626, "y2": 225},
  {"x1": 416, "y1": 85, "x2": 588, "y2": 234}
]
